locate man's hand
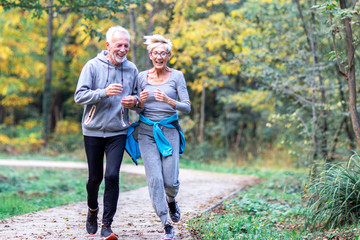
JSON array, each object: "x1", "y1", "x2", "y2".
[
  {"x1": 121, "y1": 95, "x2": 137, "y2": 108},
  {"x1": 106, "y1": 83, "x2": 122, "y2": 96}
]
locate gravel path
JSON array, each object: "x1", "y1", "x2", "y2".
[{"x1": 0, "y1": 160, "x2": 258, "y2": 240}]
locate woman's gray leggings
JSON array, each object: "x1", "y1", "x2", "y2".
[{"x1": 138, "y1": 123, "x2": 180, "y2": 226}]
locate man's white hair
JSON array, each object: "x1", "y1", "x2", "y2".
[
  {"x1": 106, "y1": 26, "x2": 130, "y2": 42},
  {"x1": 144, "y1": 34, "x2": 173, "y2": 53}
]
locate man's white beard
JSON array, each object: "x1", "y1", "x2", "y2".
[{"x1": 111, "y1": 51, "x2": 127, "y2": 64}]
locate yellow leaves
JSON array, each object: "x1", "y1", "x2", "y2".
[
  {"x1": 28, "y1": 133, "x2": 43, "y2": 146},
  {"x1": 209, "y1": 12, "x2": 225, "y2": 23},
  {"x1": 129, "y1": 3, "x2": 138, "y2": 9},
  {"x1": 257, "y1": 0, "x2": 275, "y2": 3},
  {"x1": 0, "y1": 76, "x2": 30, "y2": 95},
  {"x1": 55, "y1": 120, "x2": 81, "y2": 135},
  {"x1": 0, "y1": 45, "x2": 13, "y2": 60},
  {"x1": 145, "y1": 2, "x2": 153, "y2": 12},
  {"x1": 220, "y1": 62, "x2": 241, "y2": 75},
  {"x1": 207, "y1": 55, "x2": 221, "y2": 65},
  {"x1": 206, "y1": 0, "x2": 238, "y2": 7},
  {"x1": 230, "y1": 9, "x2": 243, "y2": 19},
  {"x1": 0, "y1": 93, "x2": 34, "y2": 107},
  {"x1": 24, "y1": 120, "x2": 38, "y2": 129},
  {"x1": 195, "y1": 7, "x2": 207, "y2": 14},
  {"x1": 0, "y1": 134, "x2": 11, "y2": 145},
  {"x1": 188, "y1": 79, "x2": 203, "y2": 92},
  {"x1": 226, "y1": 90, "x2": 275, "y2": 111},
  {"x1": 182, "y1": 56, "x2": 193, "y2": 66}
]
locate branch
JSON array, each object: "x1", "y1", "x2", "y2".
[
  {"x1": 0, "y1": 0, "x2": 130, "y2": 14},
  {"x1": 329, "y1": 12, "x2": 348, "y2": 79},
  {"x1": 273, "y1": 85, "x2": 313, "y2": 105},
  {"x1": 293, "y1": 0, "x2": 312, "y2": 51},
  {"x1": 352, "y1": 0, "x2": 358, "y2": 9}
]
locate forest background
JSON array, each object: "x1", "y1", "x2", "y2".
[{"x1": 1, "y1": 0, "x2": 360, "y2": 169}]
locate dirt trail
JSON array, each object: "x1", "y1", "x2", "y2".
[{"x1": 0, "y1": 160, "x2": 258, "y2": 240}]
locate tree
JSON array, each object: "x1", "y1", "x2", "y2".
[
  {"x1": 313, "y1": 0, "x2": 360, "y2": 150},
  {"x1": 0, "y1": 0, "x2": 138, "y2": 146},
  {"x1": 338, "y1": 0, "x2": 360, "y2": 149}
]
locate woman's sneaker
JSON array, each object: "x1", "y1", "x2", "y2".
[
  {"x1": 168, "y1": 200, "x2": 181, "y2": 222},
  {"x1": 101, "y1": 222, "x2": 118, "y2": 240},
  {"x1": 86, "y1": 208, "x2": 98, "y2": 235},
  {"x1": 162, "y1": 224, "x2": 175, "y2": 240}
]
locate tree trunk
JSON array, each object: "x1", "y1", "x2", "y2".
[
  {"x1": 50, "y1": 92, "x2": 63, "y2": 132},
  {"x1": 339, "y1": 0, "x2": 360, "y2": 149},
  {"x1": 145, "y1": 1, "x2": 155, "y2": 69},
  {"x1": 337, "y1": 75, "x2": 355, "y2": 150},
  {"x1": 199, "y1": 81, "x2": 205, "y2": 142},
  {"x1": 0, "y1": 104, "x2": 5, "y2": 124},
  {"x1": 42, "y1": 0, "x2": 53, "y2": 146},
  {"x1": 129, "y1": 7, "x2": 137, "y2": 65}
]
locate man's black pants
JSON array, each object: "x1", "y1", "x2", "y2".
[{"x1": 84, "y1": 134, "x2": 126, "y2": 224}]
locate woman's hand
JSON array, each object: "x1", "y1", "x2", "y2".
[
  {"x1": 154, "y1": 89, "x2": 168, "y2": 103},
  {"x1": 138, "y1": 90, "x2": 150, "y2": 108},
  {"x1": 154, "y1": 89, "x2": 176, "y2": 108}
]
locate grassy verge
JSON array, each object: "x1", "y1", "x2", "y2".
[
  {"x1": 188, "y1": 169, "x2": 360, "y2": 240},
  {"x1": 0, "y1": 167, "x2": 147, "y2": 220},
  {"x1": 0, "y1": 153, "x2": 137, "y2": 165}
]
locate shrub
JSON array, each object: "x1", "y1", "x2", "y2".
[
  {"x1": 304, "y1": 153, "x2": 360, "y2": 230},
  {"x1": 0, "y1": 121, "x2": 43, "y2": 154}
]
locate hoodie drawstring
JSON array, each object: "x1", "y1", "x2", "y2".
[
  {"x1": 121, "y1": 62, "x2": 123, "y2": 85},
  {"x1": 104, "y1": 60, "x2": 110, "y2": 88},
  {"x1": 104, "y1": 60, "x2": 123, "y2": 88}
]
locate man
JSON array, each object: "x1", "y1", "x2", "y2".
[{"x1": 74, "y1": 26, "x2": 138, "y2": 240}]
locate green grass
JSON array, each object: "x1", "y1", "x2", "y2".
[
  {"x1": 188, "y1": 169, "x2": 360, "y2": 240},
  {"x1": 0, "y1": 153, "x2": 138, "y2": 165},
  {"x1": 0, "y1": 167, "x2": 147, "y2": 220},
  {"x1": 0, "y1": 153, "x2": 86, "y2": 162},
  {"x1": 305, "y1": 154, "x2": 360, "y2": 230}
]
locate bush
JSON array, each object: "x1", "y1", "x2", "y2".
[
  {"x1": 0, "y1": 120, "x2": 43, "y2": 154},
  {"x1": 305, "y1": 153, "x2": 360, "y2": 230}
]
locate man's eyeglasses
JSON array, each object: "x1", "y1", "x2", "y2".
[{"x1": 151, "y1": 51, "x2": 168, "y2": 58}]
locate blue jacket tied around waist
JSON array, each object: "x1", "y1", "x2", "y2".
[{"x1": 125, "y1": 113, "x2": 185, "y2": 165}]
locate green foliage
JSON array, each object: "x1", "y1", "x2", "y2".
[
  {"x1": 1, "y1": 0, "x2": 360, "y2": 167},
  {"x1": 0, "y1": 166, "x2": 147, "y2": 220},
  {"x1": 305, "y1": 153, "x2": 360, "y2": 230},
  {"x1": 189, "y1": 170, "x2": 308, "y2": 239},
  {"x1": 189, "y1": 168, "x2": 360, "y2": 239},
  {"x1": 0, "y1": 0, "x2": 139, "y2": 19}
]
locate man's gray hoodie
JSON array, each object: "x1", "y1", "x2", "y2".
[{"x1": 74, "y1": 50, "x2": 138, "y2": 137}]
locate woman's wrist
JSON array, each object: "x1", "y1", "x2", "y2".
[{"x1": 167, "y1": 97, "x2": 176, "y2": 108}]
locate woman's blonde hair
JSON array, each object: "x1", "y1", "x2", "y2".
[{"x1": 144, "y1": 34, "x2": 173, "y2": 54}]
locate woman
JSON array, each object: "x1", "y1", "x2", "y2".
[{"x1": 137, "y1": 34, "x2": 191, "y2": 240}]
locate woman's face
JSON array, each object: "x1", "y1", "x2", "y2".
[{"x1": 149, "y1": 45, "x2": 171, "y2": 71}]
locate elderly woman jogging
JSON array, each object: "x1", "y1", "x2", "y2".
[{"x1": 136, "y1": 34, "x2": 190, "y2": 240}]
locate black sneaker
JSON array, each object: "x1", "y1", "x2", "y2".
[
  {"x1": 168, "y1": 200, "x2": 181, "y2": 223},
  {"x1": 86, "y1": 208, "x2": 98, "y2": 235},
  {"x1": 101, "y1": 222, "x2": 118, "y2": 240},
  {"x1": 162, "y1": 224, "x2": 175, "y2": 240}
]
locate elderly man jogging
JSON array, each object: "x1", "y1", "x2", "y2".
[{"x1": 74, "y1": 26, "x2": 138, "y2": 240}]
